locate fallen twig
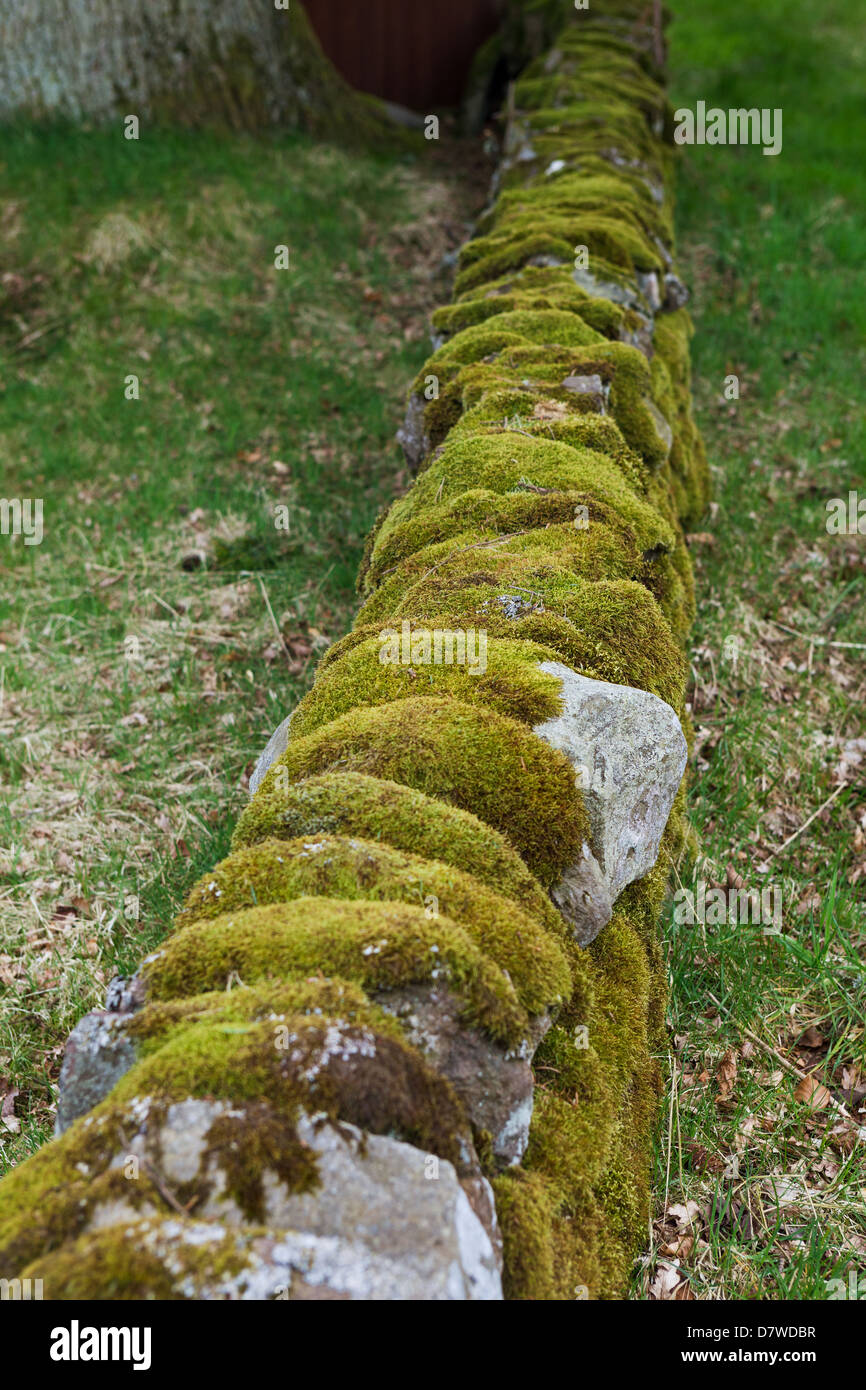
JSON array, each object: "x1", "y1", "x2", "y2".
[
  {"x1": 764, "y1": 781, "x2": 848, "y2": 861},
  {"x1": 706, "y1": 993, "x2": 859, "y2": 1130}
]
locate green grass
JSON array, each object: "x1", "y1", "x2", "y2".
[
  {"x1": 639, "y1": 0, "x2": 866, "y2": 1300},
  {"x1": 0, "y1": 119, "x2": 478, "y2": 1168}
]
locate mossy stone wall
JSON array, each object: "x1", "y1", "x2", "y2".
[{"x1": 0, "y1": 0, "x2": 707, "y2": 1300}]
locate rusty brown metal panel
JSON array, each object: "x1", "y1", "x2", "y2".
[{"x1": 304, "y1": 0, "x2": 506, "y2": 110}]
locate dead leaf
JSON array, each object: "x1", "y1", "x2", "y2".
[
  {"x1": 716, "y1": 1048, "x2": 738, "y2": 1101},
  {"x1": 649, "y1": 1262, "x2": 694, "y2": 1300},
  {"x1": 794, "y1": 1075, "x2": 832, "y2": 1111},
  {"x1": 0, "y1": 1087, "x2": 20, "y2": 1133},
  {"x1": 684, "y1": 1139, "x2": 726, "y2": 1175},
  {"x1": 532, "y1": 399, "x2": 569, "y2": 423},
  {"x1": 667, "y1": 1200, "x2": 703, "y2": 1230}
]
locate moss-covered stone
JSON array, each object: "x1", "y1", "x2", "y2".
[
  {"x1": 0, "y1": 0, "x2": 709, "y2": 1303},
  {"x1": 253, "y1": 697, "x2": 590, "y2": 886},
  {"x1": 110, "y1": 1017, "x2": 472, "y2": 1170},
  {"x1": 177, "y1": 834, "x2": 571, "y2": 1016},
  {"x1": 231, "y1": 770, "x2": 567, "y2": 935},
  {"x1": 17, "y1": 1221, "x2": 249, "y2": 1301},
  {"x1": 144, "y1": 897, "x2": 531, "y2": 1047},
  {"x1": 290, "y1": 634, "x2": 565, "y2": 735}
]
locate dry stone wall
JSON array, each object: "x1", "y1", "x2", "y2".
[{"x1": 0, "y1": 0, "x2": 709, "y2": 1300}]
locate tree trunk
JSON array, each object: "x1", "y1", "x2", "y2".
[{"x1": 0, "y1": 0, "x2": 390, "y2": 140}]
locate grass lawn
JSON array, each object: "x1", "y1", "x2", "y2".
[
  {"x1": 639, "y1": 0, "x2": 866, "y2": 1299},
  {"x1": 0, "y1": 118, "x2": 485, "y2": 1169}
]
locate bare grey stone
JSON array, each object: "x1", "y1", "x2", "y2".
[
  {"x1": 55, "y1": 1010, "x2": 138, "y2": 1135},
  {"x1": 526, "y1": 253, "x2": 567, "y2": 269},
  {"x1": 374, "y1": 983, "x2": 549, "y2": 1167},
  {"x1": 249, "y1": 712, "x2": 292, "y2": 794},
  {"x1": 619, "y1": 311, "x2": 655, "y2": 359},
  {"x1": 637, "y1": 270, "x2": 662, "y2": 312},
  {"x1": 396, "y1": 390, "x2": 430, "y2": 470},
  {"x1": 562, "y1": 373, "x2": 608, "y2": 412},
  {"x1": 534, "y1": 662, "x2": 687, "y2": 938},
  {"x1": 109, "y1": 1211, "x2": 497, "y2": 1301},
  {"x1": 480, "y1": 593, "x2": 545, "y2": 621},
  {"x1": 94, "y1": 1098, "x2": 502, "y2": 1300},
  {"x1": 572, "y1": 264, "x2": 648, "y2": 315},
  {"x1": 663, "y1": 271, "x2": 690, "y2": 309},
  {"x1": 550, "y1": 840, "x2": 614, "y2": 946},
  {"x1": 644, "y1": 397, "x2": 674, "y2": 458},
  {"x1": 104, "y1": 973, "x2": 145, "y2": 1014}
]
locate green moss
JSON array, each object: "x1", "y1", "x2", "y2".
[
  {"x1": 526, "y1": 1087, "x2": 614, "y2": 1198},
  {"x1": 0, "y1": 1021, "x2": 471, "y2": 1277},
  {"x1": 420, "y1": 309, "x2": 604, "y2": 387},
  {"x1": 253, "y1": 697, "x2": 589, "y2": 886},
  {"x1": 111, "y1": 1013, "x2": 475, "y2": 1173},
  {"x1": 389, "y1": 432, "x2": 647, "y2": 521},
  {"x1": 411, "y1": 340, "x2": 674, "y2": 469},
  {"x1": 368, "y1": 433, "x2": 672, "y2": 586},
  {"x1": 231, "y1": 770, "x2": 566, "y2": 935},
  {"x1": 454, "y1": 210, "x2": 662, "y2": 297},
  {"x1": 364, "y1": 488, "x2": 661, "y2": 593},
  {"x1": 290, "y1": 634, "x2": 564, "y2": 735},
  {"x1": 448, "y1": 404, "x2": 649, "y2": 493},
  {"x1": 204, "y1": 1103, "x2": 320, "y2": 1223},
  {"x1": 18, "y1": 1226, "x2": 187, "y2": 1300},
  {"x1": 0, "y1": 0, "x2": 707, "y2": 1304},
  {"x1": 125, "y1": 977, "x2": 404, "y2": 1057},
  {"x1": 587, "y1": 912, "x2": 652, "y2": 1099},
  {"x1": 338, "y1": 575, "x2": 685, "y2": 712},
  {"x1": 359, "y1": 519, "x2": 684, "y2": 639},
  {"x1": 431, "y1": 277, "x2": 626, "y2": 343},
  {"x1": 484, "y1": 169, "x2": 673, "y2": 243},
  {"x1": 144, "y1": 897, "x2": 531, "y2": 1047},
  {"x1": 176, "y1": 834, "x2": 571, "y2": 1016},
  {"x1": 453, "y1": 231, "x2": 573, "y2": 294},
  {"x1": 492, "y1": 1168, "x2": 558, "y2": 1300}
]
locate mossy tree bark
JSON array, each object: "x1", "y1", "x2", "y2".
[{"x1": 0, "y1": 0, "x2": 389, "y2": 140}]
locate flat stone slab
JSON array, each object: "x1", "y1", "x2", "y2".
[{"x1": 249, "y1": 713, "x2": 293, "y2": 794}]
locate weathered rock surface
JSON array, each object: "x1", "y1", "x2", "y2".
[
  {"x1": 549, "y1": 839, "x2": 613, "y2": 947},
  {"x1": 55, "y1": 986, "x2": 142, "y2": 1135},
  {"x1": 249, "y1": 712, "x2": 293, "y2": 794},
  {"x1": 562, "y1": 372, "x2": 608, "y2": 411},
  {"x1": 374, "y1": 983, "x2": 548, "y2": 1167},
  {"x1": 645, "y1": 397, "x2": 674, "y2": 458},
  {"x1": 396, "y1": 391, "x2": 431, "y2": 470},
  {"x1": 85, "y1": 1098, "x2": 502, "y2": 1300},
  {"x1": 535, "y1": 662, "x2": 687, "y2": 939}
]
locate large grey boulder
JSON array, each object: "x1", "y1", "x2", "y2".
[
  {"x1": 534, "y1": 663, "x2": 687, "y2": 943},
  {"x1": 85, "y1": 1098, "x2": 502, "y2": 1300}
]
